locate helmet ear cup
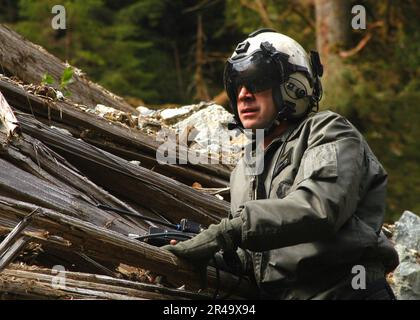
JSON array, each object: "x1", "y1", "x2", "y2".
[
  {"x1": 285, "y1": 81, "x2": 306, "y2": 99},
  {"x1": 278, "y1": 73, "x2": 313, "y2": 119}
]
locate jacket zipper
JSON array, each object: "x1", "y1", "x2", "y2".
[
  {"x1": 249, "y1": 175, "x2": 257, "y2": 200},
  {"x1": 254, "y1": 175, "x2": 258, "y2": 200},
  {"x1": 250, "y1": 174, "x2": 261, "y2": 282}
]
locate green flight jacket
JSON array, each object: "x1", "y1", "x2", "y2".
[{"x1": 230, "y1": 111, "x2": 399, "y2": 299}]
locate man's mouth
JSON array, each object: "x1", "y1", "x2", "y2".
[{"x1": 240, "y1": 107, "x2": 259, "y2": 116}]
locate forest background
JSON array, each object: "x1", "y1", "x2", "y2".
[{"x1": 0, "y1": 0, "x2": 419, "y2": 221}]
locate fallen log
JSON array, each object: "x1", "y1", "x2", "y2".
[
  {"x1": 1, "y1": 101, "x2": 227, "y2": 229},
  {"x1": 0, "y1": 237, "x2": 29, "y2": 272},
  {"x1": 2, "y1": 128, "x2": 164, "y2": 230},
  {"x1": 0, "y1": 209, "x2": 38, "y2": 272},
  {"x1": 0, "y1": 76, "x2": 231, "y2": 188},
  {"x1": 8, "y1": 113, "x2": 229, "y2": 225},
  {"x1": 0, "y1": 198, "x2": 257, "y2": 299},
  {"x1": 0, "y1": 267, "x2": 175, "y2": 300},
  {"x1": 0, "y1": 104, "x2": 243, "y2": 296},
  {"x1": 0, "y1": 24, "x2": 136, "y2": 114},
  {"x1": 0, "y1": 143, "x2": 148, "y2": 235},
  {"x1": 1, "y1": 264, "x2": 212, "y2": 300}
]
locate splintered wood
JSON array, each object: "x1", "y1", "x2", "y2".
[
  {"x1": 0, "y1": 92, "x2": 20, "y2": 138},
  {"x1": 0, "y1": 69, "x2": 255, "y2": 301},
  {"x1": 0, "y1": 24, "x2": 257, "y2": 299}
]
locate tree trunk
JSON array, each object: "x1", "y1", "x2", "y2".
[
  {"x1": 315, "y1": 0, "x2": 352, "y2": 112},
  {"x1": 194, "y1": 15, "x2": 210, "y2": 102},
  {"x1": 315, "y1": 0, "x2": 351, "y2": 69}
]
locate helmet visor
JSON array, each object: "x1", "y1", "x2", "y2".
[{"x1": 225, "y1": 50, "x2": 284, "y2": 94}]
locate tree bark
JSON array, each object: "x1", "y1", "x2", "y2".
[
  {"x1": 0, "y1": 120, "x2": 228, "y2": 229},
  {"x1": 194, "y1": 15, "x2": 210, "y2": 102},
  {"x1": 315, "y1": 0, "x2": 351, "y2": 67},
  {"x1": 0, "y1": 24, "x2": 136, "y2": 114},
  {"x1": 1, "y1": 263, "x2": 216, "y2": 299},
  {"x1": 1, "y1": 265, "x2": 188, "y2": 299},
  {"x1": 0, "y1": 77, "x2": 231, "y2": 188},
  {"x1": 314, "y1": 0, "x2": 352, "y2": 111}
]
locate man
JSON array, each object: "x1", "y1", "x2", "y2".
[{"x1": 163, "y1": 29, "x2": 399, "y2": 299}]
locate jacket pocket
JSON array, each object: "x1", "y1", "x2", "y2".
[{"x1": 297, "y1": 142, "x2": 338, "y2": 184}]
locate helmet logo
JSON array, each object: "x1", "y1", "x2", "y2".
[
  {"x1": 235, "y1": 41, "x2": 250, "y2": 54},
  {"x1": 284, "y1": 78, "x2": 307, "y2": 99}
]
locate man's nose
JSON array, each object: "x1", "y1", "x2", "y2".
[{"x1": 238, "y1": 86, "x2": 254, "y2": 101}]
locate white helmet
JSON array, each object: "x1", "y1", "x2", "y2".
[{"x1": 224, "y1": 29, "x2": 323, "y2": 128}]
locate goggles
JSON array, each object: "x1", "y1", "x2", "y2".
[{"x1": 224, "y1": 50, "x2": 284, "y2": 95}]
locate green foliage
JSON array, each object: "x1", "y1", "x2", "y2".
[
  {"x1": 60, "y1": 67, "x2": 74, "y2": 86},
  {"x1": 60, "y1": 66, "x2": 74, "y2": 96},
  {"x1": 40, "y1": 66, "x2": 74, "y2": 96},
  {"x1": 41, "y1": 73, "x2": 54, "y2": 86}
]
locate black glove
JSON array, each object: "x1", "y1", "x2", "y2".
[{"x1": 162, "y1": 217, "x2": 242, "y2": 287}]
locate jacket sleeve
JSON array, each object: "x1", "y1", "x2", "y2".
[{"x1": 238, "y1": 114, "x2": 366, "y2": 252}]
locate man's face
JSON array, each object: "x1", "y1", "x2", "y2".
[{"x1": 237, "y1": 86, "x2": 277, "y2": 129}]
